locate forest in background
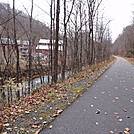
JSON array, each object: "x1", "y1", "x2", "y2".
[{"x1": 113, "y1": 24, "x2": 134, "y2": 57}]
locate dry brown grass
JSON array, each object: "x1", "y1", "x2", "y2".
[{"x1": 126, "y1": 57, "x2": 134, "y2": 64}]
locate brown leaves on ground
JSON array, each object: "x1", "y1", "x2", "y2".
[
  {"x1": 0, "y1": 57, "x2": 115, "y2": 133},
  {"x1": 96, "y1": 109, "x2": 101, "y2": 114},
  {"x1": 125, "y1": 128, "x2": 130, "y2": 132},
  {"x1": 110, "y1": 127, "x2": 131, "y2": 134},
  {"x1": 0, "y1": 123, "x2": 4, "y2": 132},
  {"x1": 126, "y1": 57, "x2": 134, "y2": 65}
]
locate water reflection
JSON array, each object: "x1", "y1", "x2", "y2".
[{"x1": 0, "y1": 71, "x2": 72, "y2": 105}]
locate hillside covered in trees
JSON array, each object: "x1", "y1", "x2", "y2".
[
  {"x1": 0, "y1": 2, "x2": 50, "y2": 42},
  {"x1": 113, "y1": 24, "x2": 134, "y2": 57}
]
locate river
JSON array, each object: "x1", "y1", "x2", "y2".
[{"x1": 0, "y1": 71, "x2": 72, "y2": 106}]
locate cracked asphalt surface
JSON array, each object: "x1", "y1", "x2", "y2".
[{"x1": 40, "y1": 57, "x2": 134, "y2": 134}]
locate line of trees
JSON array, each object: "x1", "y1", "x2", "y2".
[
  {"x1": 0, "y1": 0, "x2": 112, "y2": 105},
  {"x1": 113, "y1": 24, "x2": 134, "y2": 57},
  {"x1": 50, "y1": 0, "x2": 112, "y2": 83}
]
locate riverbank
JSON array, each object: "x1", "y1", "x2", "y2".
[{"x1": 0, "y1": 57, "x2": 116, "y2": 134}]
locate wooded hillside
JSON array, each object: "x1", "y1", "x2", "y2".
[
  {"x1": 0, "y1": 2, "x2": 50, "y2": 42},
  {"x1": 113, "y1": 24, "x2": 134, "y2": 57}
]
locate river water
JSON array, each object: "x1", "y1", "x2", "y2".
[{"x1": 0, "y1": 71, "x2": 72, "y2": 105}]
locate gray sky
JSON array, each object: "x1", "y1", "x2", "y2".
[
  {"x1": 104, "y1": 0, "x2": 133, "y2": 41},
  {"x1": 0, "y1": 0, "x2": 133, "y2": 42}
]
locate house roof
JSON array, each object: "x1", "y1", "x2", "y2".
[
  {"x1": 0, "y1": 38, "x2": 13, "y2": 44},
  {"x1": 59, "y1": 40, "x2": 63, "y2": 44},
  {"x1": 0, "y1": 38, "x2": 30, "y2": 45},
  {"x1": 36, "y1": 45, "x2": 50, "y2": 50},
  {"x1": 39, "y1": 39, "x2": 63, "y2": 44},
  {"x1": 17, "y1": 40, "x2": 29, "y2": 45},
  {"x1": 39, "y1": 39, "x2": 50, "y2": 44},
  {"x1": 36, "y1": 45, "x2": 63, "y2": 51}
]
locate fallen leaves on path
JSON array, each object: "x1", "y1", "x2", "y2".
[
  {"x1": 118, "y1": 119, "x2": 123, "y2": 122},
  {"x1": 130, "y1": 99, "x2": 133, "y2": 103},
  {"x1": 114, "y1": 112, "x2": 119, "y2": 115},
  {"x1": 48, "y1": 125, "x2": 53, "y2": 129},
  {"x1": 125, "y1": 128, "x2": 130, "y2": 132},
  {"x1": 124, "y1": 131, "x2": 130, "y2": 134},
  {"x1": 96, "y1": 109, "x2": 101, "y2": 114},
  {"x1": 95, "y1": 122, "x2": 99, "y2": 125},
  {"x1": 122, "y1": 109, "x2": 127, "y2": 112},
  {"x1": 91, "y1": 104, "x2": 94, "y2": 107},
  {"x1": 104, "y1": 112, "x2": 108, "y2": 115},
  {"x1": 115, "y1": 97, "x2": 119, "y2": 100}
]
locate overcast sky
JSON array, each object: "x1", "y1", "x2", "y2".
[
  {"x1": 103, "y1": 0, "x2": 133, "y2": 41},
  {"x1": 0, "y1": 0, "x2": 133, "y2": 42}
]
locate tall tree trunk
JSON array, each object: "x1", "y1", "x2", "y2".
[
  {"x1": 52, "y1": 0, "x2": 60, "y2": 83},
  {"x1": 79, "y1": 2, "x2": 83, "y2": 70},
  {"x1": 91, "y1": 16, "x2": 94, "y2": 65},
  {"x1": 61, "y1": 0, "x2": 75, "y2": 80},
  {"x1": 87, "y1": 1, "x2": 92, "y2": 65},
  {"x1": 48, "y1": 0, "x2": 53, "y2": 84},
  {"x1": 13, "y1": 0, "x2": 20, "y2": 100},
  {"x1": 73, "y1": 15, "x2": 79, "y2": 73},
  {"x1": 61, "y1": 0, "x2": 67, "y2": 81},
  {"x1": 28, "y1": 0, "x2": 33, "y2": 94}
]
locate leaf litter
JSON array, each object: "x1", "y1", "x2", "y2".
[{"x1": 0, "y1": 58, "x2": 115, "y2": 133}]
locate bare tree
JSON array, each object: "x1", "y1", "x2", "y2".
[
  {"x1": 13, "y1": 0, "x2": 20, "y2": 100},
  {"x1": 27, "y1": 0, "x2": 34, "y2": 94},
  {"x1": 52, "y1": 0, "x2": 60, "y2": 83},
  {"x1": 61, "y1": 0, "x2": 75, "y2": 80}
]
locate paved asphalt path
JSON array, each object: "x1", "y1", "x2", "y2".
[{"x1": 40, "y1": 57, "x2": 134, "y2": 134}]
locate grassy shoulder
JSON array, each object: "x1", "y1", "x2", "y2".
[
  {"x1": 125, "y1": 57, "x2": 134, "y2": 65},
  {"x1": 0, "y1": 57, "x2": 116, "y2": 134}
]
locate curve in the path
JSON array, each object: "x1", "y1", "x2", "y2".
[{"x1": 40, "y1": 57, "x2": 134, "y2": 134}]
